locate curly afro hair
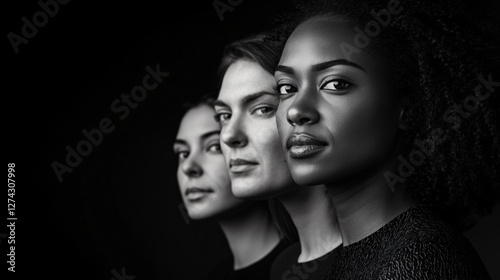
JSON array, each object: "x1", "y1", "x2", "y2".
[{"x1": 269, "y1": 0, "x2": 500, "y2": 230}]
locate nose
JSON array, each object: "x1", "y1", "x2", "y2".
[
  {"x1": 220, "y1": 116, "x2": 248, "y2": 148},
  {"x1": 181, "y1": 155, "x2": 203, "y2": 178},
  {"x1": 287, "y1": 87, "x2": 320, "y2": 126}
]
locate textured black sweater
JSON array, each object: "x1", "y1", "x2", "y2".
[{"x1": 325, "y1": 205, "x2": 491, "y2": 280}]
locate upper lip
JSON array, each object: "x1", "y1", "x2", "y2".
[
  {"x1": 229, "y1": 158, "x2": 258, "y2": 168},
  {"x1": 185, "y1": 187, "x2": 213, "y2": 196},
  {"x1": 286, "y1": 134, "x2": 328, "y2": 149}
]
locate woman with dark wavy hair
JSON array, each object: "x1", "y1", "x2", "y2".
[
  {"x1": 273, "y1": 0, "x2": 499, "y2": 279},
  {"x1": 174, "y1": 95, "x2": 288, "y2": 280}
]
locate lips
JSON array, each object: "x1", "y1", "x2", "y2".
[
  {"x1": 286, "y1": 134, "x2": 328, "y2": 159},
  {"x1": 229, "y1": 158, "x2": 258, "y2": 174},
  {"x1": 185, "y1": 187, "x2": 213, "y2": 202}
]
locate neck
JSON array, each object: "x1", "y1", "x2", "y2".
[
  {"x1": 218, "y1": 201, "x2": 280, "y2": 270},
  {"x1": 326, "y1": 157, "x2": 415, "y2": 246},
  {"x1": 279, "y1": 185, "x2": 342, "y2": 262}
]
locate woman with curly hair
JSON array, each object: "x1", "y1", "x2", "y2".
[
  {"x1": 214, "y1": 32, "x2": 342, "y2": 279},
  {"x1": 273, "y1": 0, "x2": 499, "y2": 278}
]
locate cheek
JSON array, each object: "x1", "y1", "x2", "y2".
[
  {"x1": 206, "y1": 157, "x2": 231, "y2": 189},
  {"x1": 331, "y1": 97, "x2": 398, "y2": 159},
  {"x1": 177, "y1": 167, "x2": 186, "y2": 189},
  {"x1": 256, "y1": 119, "x2": 283, "y2": 155},
  {"x1": 220, "y1": 142, "x2": 231, "y2": 161},
  {"x1": 276, "y1": 107, "x2": 290, "y2": 141}
]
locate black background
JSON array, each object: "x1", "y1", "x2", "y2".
[{"x1": 4, "y1": 0, "x2": 500, "y2": 279}]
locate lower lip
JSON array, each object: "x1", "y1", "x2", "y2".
[
  {"x1": 186, "y1": 192, "x2": 211, "y2": 202},
  {"x1": 289, "y1": 145, "x2": 327, "y2": 159},
  {"x1": 230, "y1": 164, "x2": 258, "y2": 174}
]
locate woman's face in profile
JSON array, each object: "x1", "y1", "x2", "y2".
[
  {"x1": 275, "y1": 18, "x2": 403, "y2": 186},
  {"x1": 215, "y1": 59, "x2": 296, "y2": 199},
  {"x1": 174, "y1": 105, "x2": 248, "y2": 220}
]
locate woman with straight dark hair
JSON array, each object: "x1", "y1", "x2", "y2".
[
  {"x1": 273, "y1": 0, "x2": 499, "y2": 278},
  {"x1": 174, "y1": 95, "x2": 288, "y2": 280}
]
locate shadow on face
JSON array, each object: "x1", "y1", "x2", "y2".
[
  {"x1": 174, "y1": 104, "x2": 249, "y2": 220},
  {"x1": 275, "y1": 17, "x2": 404, "y2": 187},
  {"x1": 215, "y1": 59, "x2": 297, "y2": 199}
]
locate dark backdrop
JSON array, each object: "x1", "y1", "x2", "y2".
[{"x1": 4, "y1": 0, "x2": 499, "y2": 279}]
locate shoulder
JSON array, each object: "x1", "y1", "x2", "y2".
[{"x1": 379, "y1": 206, "x2": 491, "y2": 279}]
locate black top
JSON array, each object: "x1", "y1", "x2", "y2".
[
  {"x1": 206, "y1": 239, "x2": 290, "y2": 280},
  {"x1": 270, "y1": 242, "x2": 340, "y2": 280},
  {"x1": 325, "y1": 205, "x2": 491, "y2": 280}
]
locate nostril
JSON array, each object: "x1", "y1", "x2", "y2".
[{"x1": 299, "y1": 117, "x2": 311, "y2": 125}]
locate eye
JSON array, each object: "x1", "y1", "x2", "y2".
[
  {"x1": 175, "y1": 151, "x2": 189, "y2": 160},
  {"x1": 321, "y1": 79, "x2": 352, "y2": 91},
  {"x1": 207, "y1": 143, "x2": 222, "y2": 153},
  {"x1": 275, "y1": 84, "x2": 298, "y2": 95},
  {"x1": 214, "y1": 112, "x2": 231, "y2": 124},
  {"x1": 253, "y1": 106, "x2": 275, "y2": 117}
]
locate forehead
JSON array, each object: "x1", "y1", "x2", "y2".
[
  {"x1": 218, "y1": 59, "x2": 275, "y2": 104},
  {"x1": 280, "y1": 19, "x2": 380, "y2": 70},
  {"x1": 176, "y1": 105, "x2": 220, "y2": 141}
]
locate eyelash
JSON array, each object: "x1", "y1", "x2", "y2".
[
  {"x1": 276, "y1": 78, "x2": 353, "y2": 96},
  {"x1": 213, "y1": 112, "x2": 231, "y2": 123},
  {"x1": 253, "y1": 106, "x2": 276, "y2": 117},
  {"x1": 207, "y1": 143, "x2": 222, "y2": 153},
  {"x1": 175, "y1": 151, "x2": 189, "y2": 160},
  {"x1": 174, "y1": 143, "x2": 222, "y2": 161},
  {"x1": 214, "y1": 106, "x2": 275, "y2": 123},
  {"x1": 321, "y1": 79, "x2": 352, "y2": 92}
]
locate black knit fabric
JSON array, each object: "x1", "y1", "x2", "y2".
[{"x1": 325, "y1": 205, "x2": 491, "y2": 280}]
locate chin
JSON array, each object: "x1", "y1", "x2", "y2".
[
  {"x1": 231, "y1": 182, "x2": 270, "y2": 200},
  {"x1": 188, "y1": 207, "x2": 224, "y2": 220},
  {"x1": 289, "y1": 165, "x2": 331, "y2": 187}
]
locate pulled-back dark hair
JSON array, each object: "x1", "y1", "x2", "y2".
[
  {"x1": 216, "y1": 32, "x2": 283, "y2": 91},
  {"x1": 216, "y1": 33, "x2": 299, "y2": 243},
  {"x1": 180, "y1": 93, "x2": 216, "y2": 114},
  {"x1": 270, "y1": 0, "x2": 500, "y2": 230}
]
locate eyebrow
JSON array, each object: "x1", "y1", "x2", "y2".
[
  {"x1": 213, "y1": 99, "x2": 228, "y2": 108},
  {"x1": 312, "y1": 59, "x2": 365, "y2": 72},
  {"x1": 275, "y1": 59, "x2": 366, "y2": 74},
  {"x1": 174, "y1": 130, "x2": 220, "y2": 146},
  {"x1": 214, "y1": 91, "x2": 277, "y2": 108}
]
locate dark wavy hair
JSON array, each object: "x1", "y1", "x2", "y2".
[
  {"x1": 269, "y1": 0, "x2": 500, "y2": 230},
  {"x1": 216, "y1": 33, "x2": 300, "y2": 243}
]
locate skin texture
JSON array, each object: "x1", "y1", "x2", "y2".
[
  {"x1": 275, "y1": 18, "x2": 404, "y2": 187},
  {"x1": 175, "y1": 104, "x2": 280, "y2": 270},
  {"x1": 275, "y1": 17, "x2": 414, "y2": 245},
  {"x1": 215, "y1": 59, "x2": 297, "y2": 199},
  {"x1": 216, "y1": 57, "x2": 342, "y2": 262},
  {"x1": 174, "y1": 104, "x2": 249, "y2": 220}
]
